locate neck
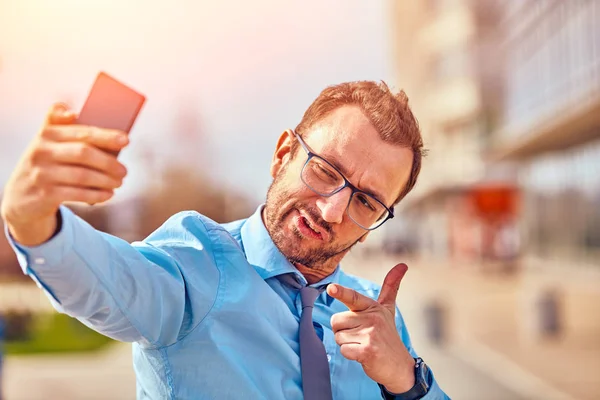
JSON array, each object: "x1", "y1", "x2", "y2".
[
  {"x1": 295, "y1": 265, "x2": 334, "y2": 284},
  {"x1": 294, "y1": 253, "x2": 345, "y2": 284}
]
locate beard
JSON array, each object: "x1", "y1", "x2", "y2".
[{"x1": 264, "y1": 169, "x2": 361, "y2": 270}]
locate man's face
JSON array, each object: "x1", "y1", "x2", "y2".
[{"x1": 264, "y1": 105, "x2": 414, "y2": 270}]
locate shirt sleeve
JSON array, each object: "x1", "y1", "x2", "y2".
[
  {"x1": 4, "y1": 205, "x2": 221, "y2": 349},
  {"x1": 376, "y1": 306, "x2": 451, "y2": 399}
]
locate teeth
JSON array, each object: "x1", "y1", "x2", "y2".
[{"x1": 304, "y1": 217, "x2": 320, "y2": 233}]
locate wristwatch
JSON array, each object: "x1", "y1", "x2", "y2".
[{"x1": 379, "y1": 357, "x2": 430, "y2": 400}]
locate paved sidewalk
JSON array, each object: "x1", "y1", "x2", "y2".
[
  {"x1": 342, "y1": 251, "x2": 600, "y2": 400},
  {"x1": 3, "y1": 342, "x2": 136, "y2": 400}
]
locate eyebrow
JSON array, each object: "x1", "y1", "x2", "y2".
[{"x1": 324, "y1": 154, "x2": 389, "y2": 205}]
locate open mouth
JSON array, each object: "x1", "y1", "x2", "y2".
[{"x1": 295, "y1": 213, "x2": 325, "y2": 241}]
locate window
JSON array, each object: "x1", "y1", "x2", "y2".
[{"x1": 522, "y1": 138, "x2": 600, "y2": 262}]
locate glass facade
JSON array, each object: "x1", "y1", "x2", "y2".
[
  {"x1": 521, "y1": 138, "x2": 600, "y2": 262},
  {"x1": 499, "y1": 0, "x2": 600, "y2": 265},
  {"x1": 502, "y1": 0, "x2": 600, "y2": 139}
]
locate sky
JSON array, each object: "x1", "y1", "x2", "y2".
[{"x1": 0, "y1": 0, "x2": 395, "y2": 205}]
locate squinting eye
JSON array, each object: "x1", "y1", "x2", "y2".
[
  {"x1": 318, "y1": 165, "x2": 336, "y2": 179},
  {"x1": 355, "y1": 194, "x2": 376, "y2": 211},
  {"x1": 312, "y1": 162, "x2": 338, "y2": 181}
]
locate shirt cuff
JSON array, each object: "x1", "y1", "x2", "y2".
[
  {"x1": 4, "y1": 206, "x2": 76, "y2": 304},
  {"x1": 5, "y1": 205, "x2": 74, "y2": 270},
  {"x1": 379, "y1": 384, "x2": 413, "y2": 400},
  {"x1": 415, "y1": 378, "x2": 447, "y2": 400}
]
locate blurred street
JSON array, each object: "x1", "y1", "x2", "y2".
[
  {"x1": 5, "y1": 251, "x2": 598, "y2": 400},
  {"x1": 3, "y1": 341, "x2": 135, "y2": 400},
  {"x1": 343, "y1": 252, "x2": 600, "y2": 400}
]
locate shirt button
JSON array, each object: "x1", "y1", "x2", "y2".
[
  {"x1": 34, "y1": 257, "x2": 46, "y2": 265},
  {"x1": 327, "y1": 354, "x2": 332, "y2": 362}
]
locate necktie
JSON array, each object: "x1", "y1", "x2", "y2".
[{"x1": 279, "y1": 273, "x2": 333, "y2": 400}]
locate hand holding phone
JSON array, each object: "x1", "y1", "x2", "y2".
[{"x1": 1, "y1": 72, "x2": 146, "y2": 244}]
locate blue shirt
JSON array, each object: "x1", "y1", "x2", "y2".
[{"x1": 6, "y1": 205, "x2": 449, "y2": 399}]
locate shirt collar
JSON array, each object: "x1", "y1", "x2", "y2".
[{"x1": 240, "y1": 204, "x2": 341, "y2": 288}]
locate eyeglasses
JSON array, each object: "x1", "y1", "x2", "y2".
[{"x1": 292, "y1": 130, "x2": 394, "y2": 231}]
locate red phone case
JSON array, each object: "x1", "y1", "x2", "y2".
[{"x1": 77, "y1": 72, "x2": 146, "y2": 134}]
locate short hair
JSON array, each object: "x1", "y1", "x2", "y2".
[{"x1": 293, "y1": 81, "x2": 426, "y2": 203}]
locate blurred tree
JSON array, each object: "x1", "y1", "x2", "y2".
[
  {"x1": 135, "y1": 101, "x2": 254, "y2": 237},
  {"x1": 136, "y1": 164, "x2": 254, "y2": 238}
]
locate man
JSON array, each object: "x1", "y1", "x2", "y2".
[{"x1": 1, "y1": 81, "x2": 449, "y2": 399}]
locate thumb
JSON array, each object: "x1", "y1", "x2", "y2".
[
  {"x1": 377, "y1": 263, "x2": 408, "y2": 309},
  {"x1": 45, "y1": 102, "x2": 77, "y2": 125}
]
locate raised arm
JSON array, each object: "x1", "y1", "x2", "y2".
[{"x1": 1, "y1": 104, "x2": 219, "y2": 348}]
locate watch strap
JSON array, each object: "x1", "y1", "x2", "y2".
[{"x1": 378, "y1": 357, "x2": 430, "y2": 400}]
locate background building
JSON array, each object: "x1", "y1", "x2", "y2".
[
  {"x1": 491, "y1": 0, "x2": 600, "y2": 271},
  {"x1": 387, "y1": 1, "x2": 600, "y2": 398},
  {"x1": 389, "y1": 0, "x2": 600, "y2": 272},
  {"x1": 388, "y1": 0, "x2": 511, "y2": 266}
]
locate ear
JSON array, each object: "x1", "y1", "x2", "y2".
[
  {"x1": 270, "y1": 129, "x2": 294, "y2": 178},
  {"x1": 358, "y1": 232, "x2": 370, "y2": 243}
]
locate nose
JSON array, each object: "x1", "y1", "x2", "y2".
[{"x1": 316, "y1": 188, "x2": 351, "y2": 225}]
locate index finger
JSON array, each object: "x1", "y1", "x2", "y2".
[
  {"x1": 45, "y1": 102, "x2": 77, "y2": 125},
  {"x1": 327, "y1": 284, "x2": 376, "y2": 312},
  {"x1": 42, "y1": 125, "x2": 129, "y2": 153}
]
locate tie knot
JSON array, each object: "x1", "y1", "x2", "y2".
[
  {"x1": 279, "y1": 273, "x2": 327, "y2": 309},
  {"x1": 300, "y1": 286, "x2": 321, "y2": 309}
]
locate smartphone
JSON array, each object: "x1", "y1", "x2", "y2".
[{"x1": 76, "y1": 72, "x2": 146, "y2": 155}]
